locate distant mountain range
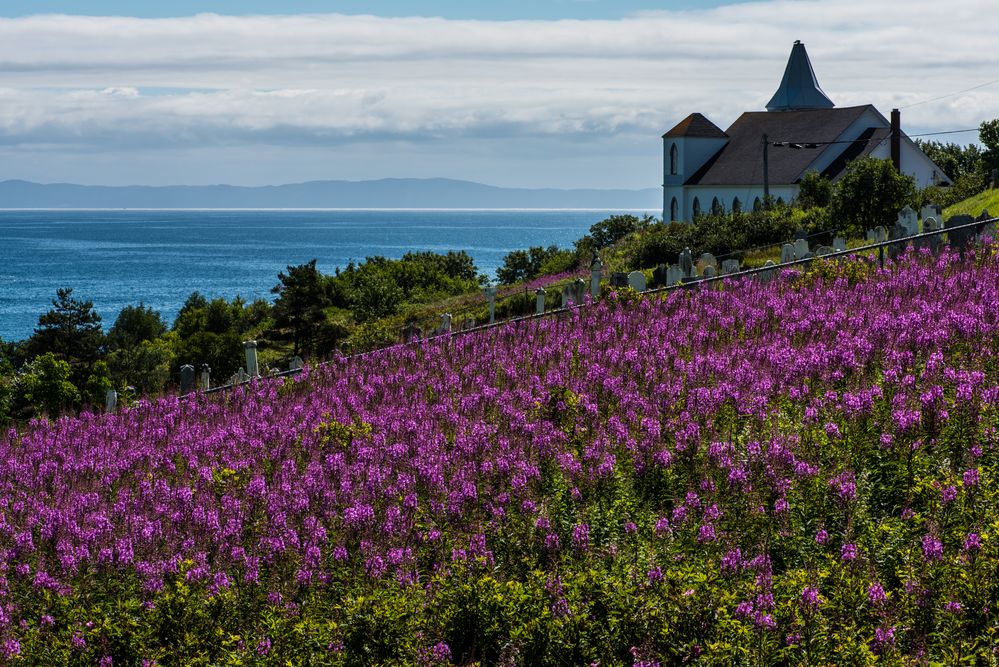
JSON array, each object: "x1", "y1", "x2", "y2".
[{"x1": 0, "y1": 178, "x2": 661, "y2": 210}]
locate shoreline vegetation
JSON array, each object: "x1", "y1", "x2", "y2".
[{"x1": 0, "y1": 155, "x2": 996, "y2": 425}]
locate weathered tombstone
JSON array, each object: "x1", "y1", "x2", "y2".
[
  {"x1": 289, "y1": 356, "x2": 304, "y2": 371},
  {"x1": 666, "y1": 264, "x2": 684, "y2": 287},
  {"x1": 758, "y1": 260, "x2": 777, "y2": 284},
  {"x1": 590, "y1": 258, "x2": 603, "y2": 299},
  {"x1": 402, "y1": 321, "x2": 418, "y2": 342},
  {"x1": 627, "y1": 271, "x2": 646, "y2": 292},
  {"x1": 243, "y1": 340, "x2": 259, "y2": 378},
  {"x1": 976, "y1": 209, "x2": 995, "y2": 241},
  {"x1": 535, "y1": 288, "x2": 546, "y2": 315},
  {"x1": 180, "y1": 365, "x2": 195, "y2": 395},
  {"x1": 440, "y1": 313, "x2": 452, "y2": 334},
  {"x1": 702, "y1": 265, "x2": 717, "y2": 279},
  {"x1": 562, "y1": 284, "x2": 576, "y2": 307},
  {"x1": 946, "y1": 214, "x2": 975, "y2": 253},
  {"x1": 696, "y1": 252, "x2": 718, "y2": 273},
  {"x1": 679, "y1": 247, "x2": 694, "y2": 278},
  {"x1": 237, "y1": 368, "x2": 250, "y2": 384},
  {"x1": 832, "y1": 237, "x2": 847, "y2": 253},
  {"x1": 793, "y1": 238, "x2": 810, "y2": 260},
  {"x1": 918, "y1": 216, "x2": 943, "y2": 253},
  {"x1": 610, "y1": 272, "x2": 629, "y2": 288},
  {"x1": 897, "y1": 205, "x2": 918, "y2": 237},
  {"x1": 105, "y1": 389, "x2": 117, "y2": 413},
  {"x1": 816, "y1": 246, "x2": 833, "y2": 256},
  {"x1": 867, "y1": 226, "x2": 888, "y2": 244},
  {"x1": 652, "y1": 263, "x2": 668, "y2": 288},
  {"x1": 200, "y1": 364, "x2": 211, "y2": 390},
  {"x1": 794, "y1": 229, "x2": 808, "y2": 240},
  {"x1": 484, "y1": 285, "x2": 498, "y2": 324},
  {"x1": 888, "y1": 224, "x2": 907, "y2": 260},
  {"x1": 780, "y1": 243, "x2": 795, "y2": 264},
  {"x1": 920, "y1": 204, "x2": 942, "y2": 231},
  {"x1": 721, "y1": 259, "x2": 741, "y2": 275},
  {"x1": 574, "y1": 278, "x2": 586, "y2": 305}
]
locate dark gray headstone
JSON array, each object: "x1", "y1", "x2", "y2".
[
  {"x1": 200, "y1": 364, "x2": 211, "y2": 390},
  {"x1": 946, "y1": 214, "x2": 975, "y2": 253},
  {"x1": 610, "y1": 272, "x2": 629, "y2": 288},
  {"x1": 679, "y1": 247, "x2": 694, "y2": 278},
  {"x1": 652, "y1": 263, "x2": 668, "y2": 288},
  {"x1": 180, "y1": 364, "x2": 195, "y2": 395},
  {"x1": 888, "y1": 223, "x2": 907, "y2": 260}
]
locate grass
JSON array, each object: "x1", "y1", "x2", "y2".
[{"x1": 944, "y1": 186, "x2": 999, "y2": 219}]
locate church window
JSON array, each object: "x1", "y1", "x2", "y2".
[
  {"x1": 732, "y1": 197, "x2": 741, "y2": 213},
  {"x1": 669, "y1": 144, "x2": 678, "y2": 175},
  {"x1": 711, "y1": 197, "x2": 724, "y2": 215},
  {"x1": 692, "y1": 197, "x2": 701, "y2": 218},
  {"x1": 753, "y1": 197, "x2": 762, "y2": 211},
  {"x1": 670, "y1": 197, "x2": 679, "y2": 221}
]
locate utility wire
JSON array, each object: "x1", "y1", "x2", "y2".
[
  {"x1": 902, "y1": 78, "x2": 999, "y2": 109},
  {"x1": 768, "y1": 127, "x2": 979, "y2": 147}
]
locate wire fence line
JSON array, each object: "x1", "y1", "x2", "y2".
[{"x1": 194, "y1": 214, "x2": 997, "y2": 397}]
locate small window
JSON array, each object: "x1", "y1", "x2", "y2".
[
  {"x1": 732, "y1": 197, "x2": 742, "y2": 213},
  {"x1": 670, "y1": 197, "x2": 679, "y2": 222},
  {"x1": 753, "y1": 197, "x2": 762, "y2": 211},
  {"x1": 692, "y1": 197, "x2": 701, "y2": 218},
  {"x1": 711, "y1": 197, "x2": 724, "y2": 215},
  {"x1": 669, "y1": 144, "x2": 678, "y2": 176}
]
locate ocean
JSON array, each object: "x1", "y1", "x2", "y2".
[{"x1": 0, "y1": 209, "x2": 649, "y2": 342}]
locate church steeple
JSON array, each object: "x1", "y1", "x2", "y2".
[{"x1": 766, "y1": 41, "x2": 835, "y2": 112}]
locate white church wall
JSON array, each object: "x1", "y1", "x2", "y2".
[
  {"x1": 806, "y1": 107, "x2": 888, "y2": 176},
  {"x1": 869, "y1": 138, "x2": 950, "y2": 188}
]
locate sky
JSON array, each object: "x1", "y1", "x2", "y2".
[{"x1": 0, "y1": 0, "x2": 997, "y2": 190}]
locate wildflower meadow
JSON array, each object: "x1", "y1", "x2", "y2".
[{"x1": 0, "y1": 245, "x2": 997, "y2": 665}]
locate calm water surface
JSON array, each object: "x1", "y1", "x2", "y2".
[{"x1": 0, "y1": 209, "x2": 648, "y2": 341}]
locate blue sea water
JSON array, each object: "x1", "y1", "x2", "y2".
[{"x1": 0, "y1": 209, "x2": 648, "y2": 342}]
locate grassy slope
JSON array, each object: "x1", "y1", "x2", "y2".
[{"x1": 944, "y1": 187, "x2": 999, "y2": 218}]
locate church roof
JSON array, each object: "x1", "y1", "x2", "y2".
[
  {"x1": 685, "y1": 105, "x2": 878, "y2": 186},
  {"x1": 766, "y1": 41, "x2": 835, "y2": 112},
  {"x1": 662, "y1": 113, "x2": 728, "y2": 139}
]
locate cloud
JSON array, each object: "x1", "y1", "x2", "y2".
[{"x1": 0, "y1": 1, "x2": 996, "y2": 183}]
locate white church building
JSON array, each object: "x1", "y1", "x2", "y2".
[{"x1": 662, "y1": 41, "x2": 951, "y2": 222}]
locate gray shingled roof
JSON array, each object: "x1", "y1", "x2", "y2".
[
  {"x1": 663, "y1": 113, "x2": 728, "y2": 139},
  {"x1": 766, "y1": 41, "x2": 835, "y2": 112},
  {"x1": 685, "y1": 105, "x2": 877, "y2": 186}
]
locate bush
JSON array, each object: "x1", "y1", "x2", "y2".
[{"x1": 829, "y1": 157, "x2": 917, "y2": 237}]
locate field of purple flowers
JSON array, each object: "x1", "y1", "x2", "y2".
[{"x1": 1, "y1": 246, "x2": 997, "y2": 665}]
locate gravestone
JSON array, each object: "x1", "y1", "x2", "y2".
[
  {"x1": 289, "y1": 356, "x2": 304, "y2": 371},
  {"x1": 758, "y1": 260, "x2": 777, "y2": 284},
  {"x1": 440, "y1": 313, "x2": 452, "y2": 334},
  {"x1": 920, "y1": 204, "x2": 942, "y2": 231},
  {"x1": 590, "y1": 258, "x2": 603, "y2": 299},
  {"x1": 918, "y1": 216, "x2": 943, "y2": 253},
  {"x1": 180, "y1": 365, "x2": 195, "y2": 395},
  {"x1": 652, "y1": 263, "x2": 668, "y2": 288},
  {"x1": 200, "y1": 364, "x2": 211, "y2": 390},
  {"x1": 793, "y1": 238, "x2": 810, "y2": 260},
  {"x1": 484, "y1": 285, "x2": 498, "y2": 324},
  {"x1": 702, "y1": 265, "x2": 717, "y2": 279},
  {"x1": 679, "y1": 247, "x2": 694, "y2": 278},
  {"x1": 780, "y1": 243, "x2": 795, "y2": 264},
  {"x1": 867, "y1": 226, "x2": 888, "y2": 244},
  {"x1": 946, "y1": 214, "x2": 975, "y2": 253},
  {"x1": 535, "y1": 288, "x2": 546, "y2": 315},
  {"x1": 610, "y1": 272, "x2": 629, "y2": 288},
  {"x1": 402, "y1": 321, "x2": 419, "y2": 342},
  {"x1": 897, "y1": 205, "x2": 918, "y2": 237},
  {"x1": 627, "y1": 271, "x2": 646, "y2": 292},
  {"x1": 243, "y1": 340, "x2": 259, "y2": 378},
  {"x1": 697, "y1": 253, "x2": 718, "y2": 272},
  {"x1": 794, "y1": 229, "x2": 809, "y2": 240},
  {"x1": 816, "y1": 246, "x2": 833, "y2": 256},
  {"x1": 887, "y1": 224, "x2": 907, "y2": 260},
  {"x1": 666, "y1": 264, "x2": 684, "y2": 287},
  {"x1": 832, "y1": 237, "x2": 847, "y2": 253},
  {"x1": 574, "y1": 278, "x2": 587, "y2": 305},
  {"x1": 721, "y1": 259, "x2": 741, "y2": 275},
  {"x1": 562, "y1": 284, "x2": 577, "y2": 307},
  {"x1": 105, "y1": 389, "x2": 117, "y2": 413},
  {"x1": 976, "y1": 209, "x2": 995, "y2": 241}
]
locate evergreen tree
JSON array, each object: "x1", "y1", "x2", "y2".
[
  {"x1": 271, "y1": 259, "x2": 331, "y2": 357},
  {"x1": 25, "y1": 288, "x2": 104, "y2": 385}
]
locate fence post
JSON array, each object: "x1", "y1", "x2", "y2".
[
  {"x1": 590, "y1": 258, "x2": 603, "y2": 299},
  {"x1": 535, "y1": 288, "x2": 546, "y2": 315},
  {"x1": 485, "y1": 285, "x2": 498, "y2": 324},
  {"x1": 243, "y1": 341, "x2": 259, "y2": 378}
]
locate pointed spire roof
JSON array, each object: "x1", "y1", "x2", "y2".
[
  {"x1": 663, "y1": 113, "x2": 727, "y2": 139},
  {"x1": 766, "y1": 41, "x2": 834, "y2": 112}
]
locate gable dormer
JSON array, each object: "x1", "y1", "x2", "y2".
[{"x1": 662, "y1": 113, "x2": 728, "y2": 187}]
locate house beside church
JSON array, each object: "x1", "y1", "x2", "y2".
[{"x1": 662, "y1": 41, "x2": 951, "y2": 222}]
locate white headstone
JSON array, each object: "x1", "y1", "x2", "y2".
[
  {"x1": 832, "y1": 237, "x2": 847, "y2": 253},
  {"x1": 590, "y1": 258, "x2": 603, "y2": 298},
  {"x1": 873, "y1": 226, "x2": 888, "y2": 243},
  {"x1": 759, "y1": 260, "x2": 777, "y2": 284},
  {"x1": 627, "y1": 271, "x2": 646, "y2": 292},
  {"x1": 666, "y1": 264, "x2": 684, "y2": 286},
  {"x1": 780, "y1": 243, "x2": 795, "y2": 264},
  {"x1": 793, "y1": 238, "x2": 810, "y2": 260},
  {"x1": 535, "y1": 288, "x2": 546, "y2": 315},
  {"x1": 721, "y1": 259, "x2": 741, "y2": 275},
  {"x1": 697, "y1": 252, "x2": 718, "y2": 271},
  {"x1": 897, "y1": 206, "x2": 918, "y2": 236},
  {"x1": 243, "y1": 340, "x2": 259, "y2": 378},
  {"x1": 920, "y1": 204, "x2": 942, "y2": 231},
  {"x1": 105, "y1": 389, "x2": 117, "y2": 412},
  {"x1": 289, "y1": 356, "x2": 304, "y2": 371}
]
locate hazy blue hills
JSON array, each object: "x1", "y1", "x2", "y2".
[{"x1": 0, "y1": 178, "x2": 661, "y2": 209}]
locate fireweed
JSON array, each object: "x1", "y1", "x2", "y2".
[{"x1": 0, "y1": 246, "x2": 997, "y2": 664}]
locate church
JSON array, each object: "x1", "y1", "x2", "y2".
[{"x1": 662, "y1": 41, "x2": 950, "y2": 222}]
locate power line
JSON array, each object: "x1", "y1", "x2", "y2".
[
  {"x1": 767, "y1": 127, "x2": 979, "y2": 148},
  {"x1": 902, "y1": 78, "x2": 999, "y2": 109}
]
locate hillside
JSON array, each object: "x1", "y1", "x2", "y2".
[
  {"x1": 0, "y1": 244, "x2": 997, "y2": 663},
  {"x1": 0, "y1": 178, "x2": 661, "y2": 210},
  {"x1": 944, "y1": 186, "x2": 999, "y2": 218}
]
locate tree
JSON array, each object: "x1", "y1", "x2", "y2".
[
  {"x1": 25, "y1": 288, "x2": 104, "y2": 386},
  {"x1": 271, "y1": 259, "x2": 331, "y2": 357},
  {"x1": 586, "y1": 214, "x2": 652, "y2": 250},
  {"x1": 915, "y1": 139, "x2": 984, "y2": 182},
  {"x1": 19, "y1": 352, "x2": 80, "y2": 418},
  {"x1": 980, "y1": 118, "x2": 999, "y2": 173},
  {"x1": 797, "y1": 170, "x2": 833, "y2": 209},
  {"x1": 107, "y1": 336, "x2": 177, "y2": 396},
  {"x1": 829, "y1": 157, "x2": 917, "y2": 237},
  {"x1": 107, "y1": 304, "x2": 166, "y2": 351}
]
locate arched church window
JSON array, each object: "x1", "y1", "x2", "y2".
[
  {"x1": 692, "y1": 197, "x2": 701, "y2": 218},
  {"x1": 670, "y1": 144, "x2": 678, "y2": 175},
  {"x1": 732, "y1": 197, "x2": 741, "y2": 213},
  {"x1": 753, "y1": 197, "x2": 762, "y2": 212},
  {"x1": 670, "y1": 197, "x2": 679, "y2": 222},
  {"x1": 711, "y1": 197, "x2": 724, "y2": 215},
  {"x1": 776, "y1": 197, "x2": 785, "y2": 206}
]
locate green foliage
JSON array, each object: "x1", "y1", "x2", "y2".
[
  {"x1": 829, "y1": 157, "x2": 917, "y2": 237},
  {"x1": 497, "y1": 245, "x2": 570, "y2": 285},
  {"x1": 19, "y1": 352, "x2": 80, "y2": 417},
  {"x1": 916, "y1": 139, "x2": 985, "y2": 182},
  {"x1": 943, "y1": 186, "x2": 999, "y2": 220},
  {"x1": 271, "y1": 259, "x2": 333, "y2": 357},
  {"x1": 107, "y1": 335, "x2": 177, "y2": 396},
  {"x1": 584, "y1": 214, "x2": 653, "y2": 251},
  {"x1": 797, "y1": 170, "x2": 833, "y2": 209},
  {"x1": 980, "y1": 118, "x2": 999, "y2": 172},
  {"x1": 107, "y1": 304, "x2": 167, "y2": 351},
  {"x1": 24, "y1": 288, "x2": 105, "y2": 386}
]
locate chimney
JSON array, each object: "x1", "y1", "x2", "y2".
[{"x1": 890, "y1": 108, "x2": 901, "y2": 172}]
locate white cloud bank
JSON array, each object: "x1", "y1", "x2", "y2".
[{"x1": 0, "y1": 0, "x2": 997, "y2": 186}]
